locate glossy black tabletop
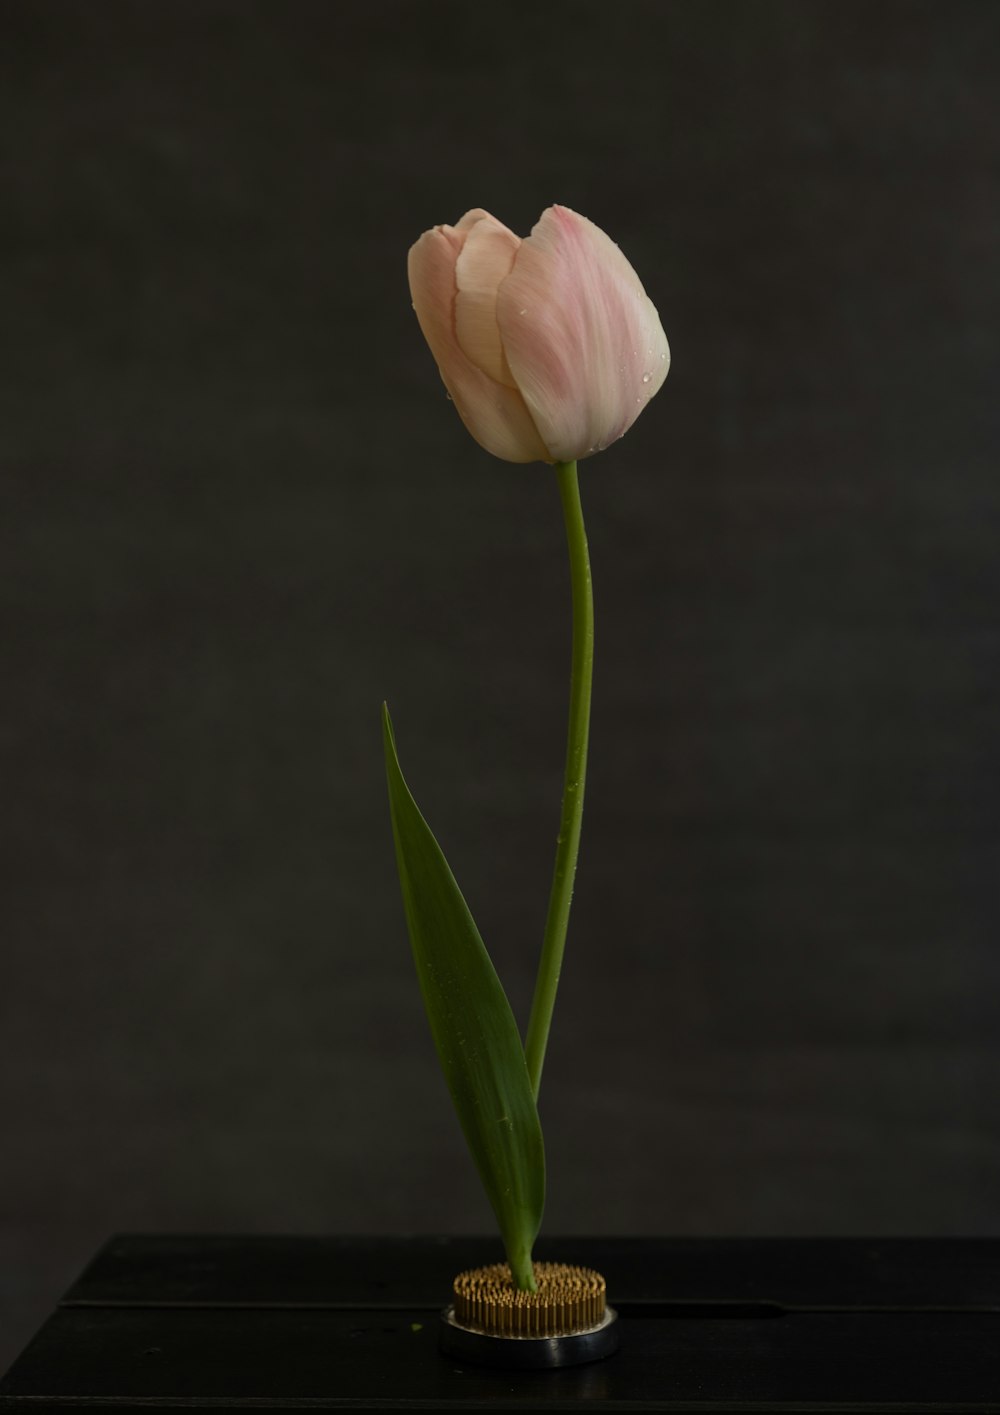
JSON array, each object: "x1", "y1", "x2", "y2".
[{"x1": 1, "y1": 1235, "x2": 998, "y2": 1412}]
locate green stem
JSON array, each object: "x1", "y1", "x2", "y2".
[
  {"x1": 524, "y1": 461, "x2": 594, "y2": 1100},
  {"x1": 506, "y1": 1236, "x2": 537, "y2": 1292}
]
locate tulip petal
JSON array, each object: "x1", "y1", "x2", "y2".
[
  {"x1": 455, "y1": 216, "x2": 521, "y2": 388},
  {"x1": 496, "y1": 206, "x2": 670, "y2": 463},
  {"x1": 408, "y1": 220, "x2": 550, "y2": 465}
]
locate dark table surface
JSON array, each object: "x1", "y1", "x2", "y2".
[{"x1": 1, "y1": 1235, "x2": 998, "y2": 1413}]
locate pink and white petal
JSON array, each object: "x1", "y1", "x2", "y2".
[
  {"x1": 496, "y1": 206, "x2": 669, "y2": 463},
  {"x1": 408, "y1": 225, "x2": 550, "y2": 464},
  {"x1": 455, "y1": 208, "x2": 492, "y2": 232},
  {"x1": 455, "y1": 216, "x2": 521, "y2": 387}
]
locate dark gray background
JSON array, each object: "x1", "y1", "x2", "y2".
[{"x1": 2, "y1": 0, "x2": 998, "y2": 1372}]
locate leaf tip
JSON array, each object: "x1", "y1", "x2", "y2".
[{"x1": 381, "y1": 701, "x2": 399, "y2": 766}]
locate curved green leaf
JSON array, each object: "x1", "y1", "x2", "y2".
[{"x1": 382, "y1": 703, "x2": 544, "y2": 1288}]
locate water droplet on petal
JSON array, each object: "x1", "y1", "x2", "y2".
[
  {"x1": 642, "y1": 372, "x2": 651, "y2": 384},
  {"x1": 519, "y1": 308, "x2": 527, "y2": 315}
]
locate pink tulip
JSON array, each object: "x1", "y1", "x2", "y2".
[{"x1": 408, "y1": 205, "x2": 670, "y2": 464}]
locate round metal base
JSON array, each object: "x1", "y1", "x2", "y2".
[{"x1": 439, "y1": 1303, "x2": 619, "y2": 1369}]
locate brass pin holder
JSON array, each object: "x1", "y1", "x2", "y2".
[{"x1": 439, "y1": 1261, "x2": 619, "y2": 1368}]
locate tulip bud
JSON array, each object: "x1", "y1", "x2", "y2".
[{"x1": 408, "y1": 205, "x2": 670, "y2": 464}]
